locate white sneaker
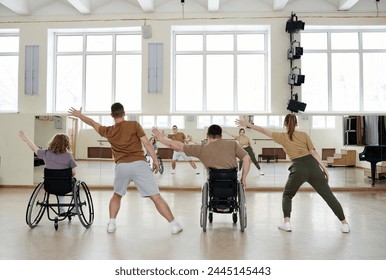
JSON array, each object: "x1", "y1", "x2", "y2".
[
  {"x1": 341, "y1": 223, "x2": 350, "y2": 233},
  {"x1": 195, "y1": 170, "x2": 200, "y2": 175},
  {"x1": 107, "y1": 222, "x2": 116, "y2": 233},
  {"x1": 259, "y1": 170, "x2": 265, "y2": 175},
  {"x1": 278, "y1": 222, "x2": 292, "y2": 232},
  {"x1": 171, "y1": 222, "x2": 183, "y2": 234},
  {"x1": 171, "y1": 169, "x2": 175, "y2": 174}
]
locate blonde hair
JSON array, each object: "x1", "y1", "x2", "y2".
[
  {"x1": 284, "y1": 114, "x2": 298, "y2": 141},
  {"x1": 48, "y1": 134, "x2": 71, "y2": 154}
]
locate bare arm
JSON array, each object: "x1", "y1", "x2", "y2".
[
  {"x1": 18, "y1": 130, "x2": 39, "y2": 154},
  {"x1": 240, "y1": 154, "x2": 251, "y2": 187},
  {"x1": 235, "y1": 119, "x2": 273, "y2": 139},
  {"x1": 68, "y1": 107, "x2": 101, "y2": 133},
  {"x1": 309, "y1": 149, "x2": 329, "y2": 181},
  {"x1": 152, "y1": 127, "x2": 184, "y2": 152}
]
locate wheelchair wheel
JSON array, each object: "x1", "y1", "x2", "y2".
[
  {"x1": 200, "y1": 182, "x2": 209, "y2": 232},
  {"x1": 238, "y1": 183, "x2": 247, "y2": 232},
  {"x1": 74, "y1": 181, "x2": 94, "y2": 229},
  {"x1": 232, "y1": 212, "x2": 237, "y2": 223},
  {"x1": 26, "y1": 182, "x2": 47, "y2": 229},
  {"x1": 158, "y1": 157, "x2": 164, "y2": 174}
]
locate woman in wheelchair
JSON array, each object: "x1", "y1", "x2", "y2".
[{"x1": 19, "y1": 130, "x2": 77, "y2": 214}]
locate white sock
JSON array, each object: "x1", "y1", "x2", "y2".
[
  {"x1": 170, "y1": 219, "x2": 179, "y2": 225},
  {"x1": 109, "y1": 218, "x2": 116, "y2": 224}
]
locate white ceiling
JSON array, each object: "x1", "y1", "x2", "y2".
[{"x1": 0, "y1": 0, "x2": 384, "y2": 17}]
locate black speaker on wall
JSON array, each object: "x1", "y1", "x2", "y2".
[{"x1": 287, "y1": 99, "x2": 307, "y2": 113}]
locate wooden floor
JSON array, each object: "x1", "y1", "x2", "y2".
[{"x1": 1, "y1": 160, "x2": 386, "y2": 278}]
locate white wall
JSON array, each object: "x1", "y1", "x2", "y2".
[{"x1": 0, "y1": 12, "x2": 383, "y2": 185}]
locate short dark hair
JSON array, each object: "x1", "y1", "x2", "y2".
[
  {"x1": 111, "y1": 102, "x2": 125, "y2": 118},
  {"x1": 207, "y1": 124, "x2": 222, "y2": 139}
]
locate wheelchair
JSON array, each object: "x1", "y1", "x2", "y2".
[
  {"x1": 25, "y1": 168, "x2": 94, "y2": 231},
  {"x1": 145, "y1": 154, "x2": 164, "y2": 174},
  {"x1": 200, "y1": 168, "x2": 247, "y2": 232}
]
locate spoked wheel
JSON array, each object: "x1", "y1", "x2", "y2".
[
  {"x1": 158, "y1": 157, "x2": 164, "y2": 174},
  {"x1": 75, "y1": 181, "x2": 94, "y2": 228},
  {"x1": 200, "y1": 182, "x2": 209, "y2": 232},
  {"x1": 238, "y1": 183, "x2": 247, "y2": 232},
  {"x1": 26, "y1": 182, "x2": 47, "y2": 229}
]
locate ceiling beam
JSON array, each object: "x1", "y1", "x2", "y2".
[
  {"x1": 208, "y1": 0, "x2": 220, "y2": 12},
  {"x1": 137, "y1": 0, "x2": 154, "y2": 12},
  {"x1": 66, "y1": 0, "x2": 91, "y2": 14},
  {"x1": 0, "y1": 0, "x2": 30, "y2": 15},
  {"x1": 338, "y1": 0, "x2": 359, "y2": 11},
  {"x1": 273, "y1": 0, "x2": 288, "y2": 10}
]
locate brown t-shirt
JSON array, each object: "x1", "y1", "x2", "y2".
[
  {"x1": 271, "y1": 131, "x2": 315, "y2": 160},
  {"x1": 168, "y1": 132, "x2": 185, "y2": 143},
  {"x1": 236, "y1": 135, "x2": 250, "y2": 147},
  {"x1": 183, "y1": 140, "x2": 247, "y2": 169},
  {"x1": 98, "y1": 121, "x2": 146, "y2": 163}
]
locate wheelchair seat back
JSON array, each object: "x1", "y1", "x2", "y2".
[
  {"x1": 43, "y1": 168, "x2": 74, "y2": 196},
  {"x1": 208, "y1": 168, "x2": 238, "y2": 198}
]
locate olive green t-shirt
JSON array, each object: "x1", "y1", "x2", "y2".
[
  {"x1": 271, "y1": 131, "x2": 315, "y2": 160},
  {"x1": 183, "y1": 140, "x2": 247, "y2": 169},
  {"x1": 98, "y1": 121, "x2": 146, "y2": 163}
]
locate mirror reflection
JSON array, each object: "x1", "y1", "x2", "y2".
[{"x1": 33, "y1": 115, "x2": 386, "y2": 189}]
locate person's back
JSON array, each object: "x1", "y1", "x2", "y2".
[
  {"x1": 184, "y1": 139, "x2": 244, "y2": 170},
  {"x1": 98, "y1": 120, "x2": 145, "y2": 163}
]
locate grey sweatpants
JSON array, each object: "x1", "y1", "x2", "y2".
[{"x1": 282, "y1": 154, "x2": 346, "y2": 221}]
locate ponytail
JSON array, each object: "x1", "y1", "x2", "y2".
[{"x1": 284, "y1": 114, "x2": 297, "y2": 141}]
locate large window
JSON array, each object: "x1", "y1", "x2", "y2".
[
  {"x1": 0, "y1": 30, "x2": 19, "y2": 113},
  {"x1": 301, "y1": 27, "x2": 386, "y2": 113},
  {"x1": 49, "y1": 28, "x2": 142, "y2": 113},
  {"x1": 172, "y1": 26, "x2": 270, "y2": 113}
]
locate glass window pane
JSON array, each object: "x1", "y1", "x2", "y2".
[
  {"x1": 212, "y1": 116, "x2": 225, "y2": 126},
  {"x1": 85, "y1": 55, "x2": 112, "y2": 111},
  {"x1": 175, "y1": 55, "x2": 203, "y2": 111},
  {"x1": 237, "y1": 34, "x2": 265, "y2": 51},
  {"x1": 326, "y1": 116, "x2": 336, "y2": 128},
  {"x1": 0, "y1": 56, "x2": 18, "y2": 111},
  {"x1": 156, "y1": 116, "x2": 168, "y2": 128},
  {"x1": 301, "y1": 53, "x2": 328, "y2": 111},
  {"x1": 254, "y1": 116, "x2": 268, "y2": 127},
  {"x1": 225, "y1": 116, "x2": 237, "y2": 127},
  {"x1": 57, "y1": 36, "x2": 83, "y2": 52},
  {"x1": 312, "y1": 116, "x2": 326, "y2": 128},
  {"x1": 206, "y1": 55, "x2": 233, "y2": 111},
  {"x1": 101, "y1": 115, "x2": 114, "y2": 126},
  {"x1": 197, "y1": 116, "x2": 210, "y2": 129},
  {"x1": 55, "y1": 55, "x2": 83, "y2": 112},
  {"x1": 115, "y1": 55, "x2": 141, "y2": 111},
  {"x1": 116, "y1": 34, "x2": 141, "y2": 51},
  {"x1": 301, "y1": 33, "x2": 327, "y2": 50},
  {"x1": 362, "y1": 32, "x2": 386, "y2": 49},
  {"x1": 0, "y1": 36, "x2": 19, "y2": 52},
  {"x1": 171, "y1": 116, "x2": 185, "y2": 129},
  {"x1": 268, "y1": 116, "x2": 281, "y2": 127},
  {"x1": 176, "y1": 35, "x2": 203, "y2": 51},
  {"x1": 207, "y1": 34, "x2": 233, "y2": 51},
  {"x1": 86, "y1": 35, "x2": 113, "y2": 52},
  {"x1": 237, "y1": 54, "x2": 265, "y2": 111},
  {"x1": 331, "y1": 53, "x2": 360, "y2": 111},
  {"x1": 331, "y1": 33, "x2": 358, "y2": 49},
  {"x1": 82, "y1": 116, "x2": 99, "y2": 129},
  {"x1": 140, "y1": 116, "x2": 155, "y2": 129},
  {"x1": 363, "y1": 53, "x2": 386, "y2": 111}
]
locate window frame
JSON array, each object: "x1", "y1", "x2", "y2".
[{"x1": 171, "y1": 25, "x2": 270, "y2": 114}]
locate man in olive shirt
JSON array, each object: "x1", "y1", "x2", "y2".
[
  {"x1": 167, "y1": 125, "x2": 199, "y2": 174},
  {"x1": 153, "y1": 124, "x2": 251, "y2": 187}
]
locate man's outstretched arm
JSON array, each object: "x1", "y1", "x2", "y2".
[{"x1": 68, "y1": 107, "x2": 101, "y2": 133}]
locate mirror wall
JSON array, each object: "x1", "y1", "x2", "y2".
[{"x1": 33, "y1": 115, "x2": 386, "y2": 189}]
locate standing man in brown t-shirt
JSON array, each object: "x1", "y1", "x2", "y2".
[
  {"x1": 68, "y1": 103, "x2": 183, "y2": 234},
  {"x1": 153, "y1": 124, "x2": 251, "y2": 187},
  {"x1": 167, "y1": 125, "x2": 200, "y2": 175}
]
